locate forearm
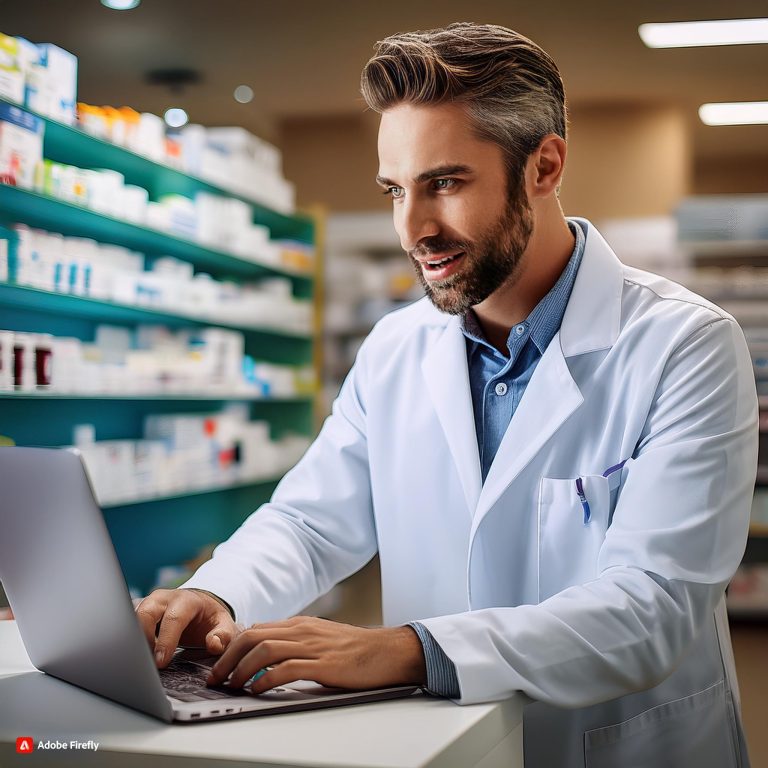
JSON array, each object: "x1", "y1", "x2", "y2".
[{"x1": 421, "y1": 568, "x2": 726, "y2": 706}]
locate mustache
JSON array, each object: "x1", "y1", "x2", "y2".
[{"x1": 408, "y1": 237, "x2": 470, "y2": 260}]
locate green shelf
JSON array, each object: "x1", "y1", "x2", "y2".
[
  {"x1": 101, "y1": 473, "x2": 287, "y2": 510},
  {"x1": 0, "y1": 184, "x2": 313, "y2": 286},
  {"x1": 0, "y1": 282, "x2": 312, "y2": 339},
  {"x1": 0, "y1": 96, "x2": 313, "y2": 244}
]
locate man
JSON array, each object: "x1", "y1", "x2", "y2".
[{"x1": 137, "y1": 23, "x2": 757, "y2": 767}]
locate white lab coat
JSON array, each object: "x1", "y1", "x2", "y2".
[{"x1": 184, "y1": 219, "x2": 757, "y2": 768}]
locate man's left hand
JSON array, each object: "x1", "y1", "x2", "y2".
[{"x1": 205, "y1": 616, "x2": 427, "y2": 693}]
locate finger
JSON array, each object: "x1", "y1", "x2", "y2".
[
  {"x1": 204, "y1": 623, "x2": 237, "y2": 655},
  {"x1": 153, "y1": 592, "x2": 201, "y2": 667},
  {"x1": 208, "y1": 637, "x2": 302, "y2": 687},
  {"x1": 249, "y1": 659, "x2": 318, "y2": 694},
  {"x1": 134, "y1": 591, "x2": 171, "y2": 650}
]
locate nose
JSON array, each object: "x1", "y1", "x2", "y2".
[{"x1": 396, "y1": 195, "x2": 440, "y2": 253}]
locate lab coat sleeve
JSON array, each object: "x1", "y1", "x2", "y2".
[
  {"x1": 180, "y1": 336, "x2": 377, "y2": 626},
  {"x1": 419, "y1": 316, "x2": 758, "y2": 707}
]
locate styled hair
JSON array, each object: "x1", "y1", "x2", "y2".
[{"x1": 360, "y1": 22, "x2": 567, "y2": 183}]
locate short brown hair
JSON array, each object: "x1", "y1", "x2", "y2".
[{"x1": 361, "y1": 22, "x2": 567, "y2": 182}]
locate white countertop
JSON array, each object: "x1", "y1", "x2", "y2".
[{"x1": 0, "y1": 621, "x2": 524, "y2": 768}]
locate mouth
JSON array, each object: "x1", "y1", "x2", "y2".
[{"x1": 417, "y1": 251, "x2": 466, "y2": 281}]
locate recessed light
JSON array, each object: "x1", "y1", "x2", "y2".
[
  {"x1": 699, "y1": 101, "x2": 768, "y2": 126},
  {"x1": 639, "y1": 18, "x2": 768, "y2": 48},
  {"x1": 164, "y1": 108, "x2": 189, "y2": 128},
  {"x1": 234, "y1": 85, "x2": 254, "y2": 104},
  {"x1": 101, "y1": 0, "x2": 141, "y2": 10}
]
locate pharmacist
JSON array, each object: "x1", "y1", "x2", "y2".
[{"x1": 137, "y1": 23, "x2": 757, "y2": 768}]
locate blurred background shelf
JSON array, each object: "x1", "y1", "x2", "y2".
[
  {"x1": 0, "y1": 96, "x2": 314, "y2": 243},
  {"x1": 0, "y1": 282, "x2": 313, "y2": 339},
  {"x1": 0, "y1": 183, "x2": 313, "y2": 287},
  {"x1": 0, "y1": 390, "x2": 313, "y2": 401}
]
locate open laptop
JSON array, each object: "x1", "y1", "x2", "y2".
[{"x1": 0, "y1": 446, "x2": 418, "y2": 722}]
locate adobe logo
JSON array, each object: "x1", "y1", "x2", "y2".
[{"x1": 16, "y1": 737, "x2": 35, "y2": 753}]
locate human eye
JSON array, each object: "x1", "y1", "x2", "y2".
[
  {"x1": 432, "y1": 178, "x2": 457, "y2": 191},
  {"x1": 383, "y1": 186, "x2": 404, "y2": 199}
]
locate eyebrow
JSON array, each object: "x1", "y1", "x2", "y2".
[{"x1": 375, "y1": 164, "x2": 473, "y2": 188}]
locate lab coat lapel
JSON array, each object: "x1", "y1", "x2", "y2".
[
  {"x1": 421, "y1": 316, "x2": 482, "y2": 515},
  {"x1": 475, "y1": 335, "x2": 583, "y2": 522},
  {"x1": 473, "y1": 219, "x2": 624, "y2": 525}
]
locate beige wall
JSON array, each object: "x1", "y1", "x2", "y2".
[
  {"x1": 280, "y1": 111, "x2": 387, "y2": 213},
  {"x1": 280, "y1": 105, "x2": 766, "y2": 218},
  {"x1": 559, "y1": 104, "x2": 691, "y2": 221},
  {"x1": 693, "y1": 156, "x2": 768, "y2": 195}
]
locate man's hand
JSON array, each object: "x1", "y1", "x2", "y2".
[
  {"x1": 206, "y1": 616, "x2": 427, "y2": 693},
  {"x1": 135, "y1": 588, "x2": 239, "y2": 667}
]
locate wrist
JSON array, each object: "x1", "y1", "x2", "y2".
[{"x1": 391, "y1": 625, "x2": 427, "y2": 686}]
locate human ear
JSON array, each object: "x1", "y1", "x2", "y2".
[{"x1": 526, "y1": 134, "x2": 567, "y2": 198}]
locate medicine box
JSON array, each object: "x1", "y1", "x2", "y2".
[
  {"x1": 0, "y1": 102, "x2": 44, "y2": 188},
  {"x1": 28, "y1": 42, "x2": 77, "y2": 125},
  {"x1": 0, "y1": 33, "x2": 23, "y2": 104}
]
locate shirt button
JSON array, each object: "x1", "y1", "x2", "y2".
[
  {"x1": 515, "y1": 324, "x2": 525, "y2": 336},
  {"x1": 495, "y1": 382, "x2": 508, "y2": 396}
]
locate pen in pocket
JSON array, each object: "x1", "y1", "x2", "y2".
[{"x1": 575, "y1": 477, "x2": 590, "y2": 524}]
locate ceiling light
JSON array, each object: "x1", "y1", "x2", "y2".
[
  {"x1": 699, "y1": 101, "x2": 768, "y2": 125},
  {"x1": 234, "y1": 85, "x2": 254, "y2": 104},
  {"x1": 164, "y1": 108, "x2": 189, "y2": 128},
  {"x1": 101, "y1": 0, "x2": 141, "y2": 9},
  {"x1": 639, "y1": 18, "x2": 768, "y2": 48}
]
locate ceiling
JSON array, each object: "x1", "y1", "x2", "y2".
[{"x1": 1, "y1": 0, "x2": 767, "y2": 159}]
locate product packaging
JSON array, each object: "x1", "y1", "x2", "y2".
[
  {"x1": 0, "y1": 33, "x2": 23, "y2": 104},
  {"x1": 27, "y1": 42, "x2": 77, "y2": 124},
  {"x1": 0, "y1": 102, "x2": 44, "y2": 188}
]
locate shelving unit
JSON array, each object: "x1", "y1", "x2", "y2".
[{"x1": 0, "y1": 101, "x2": 319, "y2": 595}]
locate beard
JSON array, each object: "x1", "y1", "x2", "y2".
[{"x1": 408, "y1": 185, "x2": 534, "y2": 315}]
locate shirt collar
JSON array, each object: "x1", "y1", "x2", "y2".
[{"x1": 460, "y1": 219, "x2": 586, "y2": 355}]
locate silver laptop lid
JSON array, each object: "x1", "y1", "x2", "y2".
[{"x1": 0, "y1": 446, "x2": 173, "y2": 722}]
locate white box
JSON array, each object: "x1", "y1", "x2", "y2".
[
  {"x1": 0, "y1": 102, "x2": 43, "y2": 189},
  {"x1": 0, "y1": 33, "x2": 23, "y2": 104},
  {"x1": 28, "y1": 43, "x2": 77, "y2": 124}
]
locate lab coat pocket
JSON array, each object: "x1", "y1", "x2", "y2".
[
  {"x1": 584, "y1": 680, "x2": 738, "y2": 768},
  {"x1": 537, "y1": 474, "x2": 612, "y2": 601}
]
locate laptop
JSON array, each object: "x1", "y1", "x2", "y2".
[{"x1": 0, "y1": 446, "x2": 418, "y2": 722}]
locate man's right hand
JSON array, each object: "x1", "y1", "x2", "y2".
[{"x1": 135, "y1": 588, "x2": 240, "y2": 669}]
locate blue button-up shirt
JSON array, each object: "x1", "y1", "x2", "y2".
[{"x1": 410, "y1": 219, "x2": 587, "y2": 696}]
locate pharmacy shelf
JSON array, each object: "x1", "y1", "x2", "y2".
[
  {"x1": 100, "y1": 471, "x2": 291, "y2": 510},
  {"x1": 0, "y1": 183, "x2": 313, "y2": 289},
  {"x1": 0, "y1": 96, "x2": 313, "y2": 244},
  {"x1": 0, "y1": 283, "x2": 312, "y2": 340},
  {"x1": 0, "y1": 391, "x2": 313, "y2": 402}
]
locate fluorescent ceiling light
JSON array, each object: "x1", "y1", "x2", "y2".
[
  {"x1": 101, "y1": 0, "x2": 141, "y2": 9},
  {"x1": 164, "y1": 108, "x2": 189, "y2": 128},
  {"x1": 639, "y1": 18, "x2": 768, "y2": 48},
  {"x1": 699, "y1": 101, "x2": 768, "y2": 125}
]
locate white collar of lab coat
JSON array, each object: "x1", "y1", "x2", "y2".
[{"x1": 558, "y1": 217, "x2": 624, "y2": 358}]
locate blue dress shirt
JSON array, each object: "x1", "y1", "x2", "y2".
[{"x1": 409, "y1": 219, "x2": 587, "y2": 696}]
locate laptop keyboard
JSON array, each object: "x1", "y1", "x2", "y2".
[{"x1": 160, "y1": 659, "x2": 248, "y2": 702}]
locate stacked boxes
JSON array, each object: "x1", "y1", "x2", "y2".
[
  {"x1": 72, "y1": 410, "x2": 311, "y2": 505},
  {"x1": 0, "y1": 32, "x2": 77, "y2": 124}
]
